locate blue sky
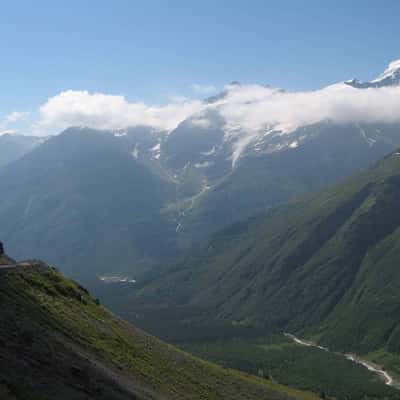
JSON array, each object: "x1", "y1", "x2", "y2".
[{"x1": 1, "y1": 0, "x2": 400, "y2": 133}]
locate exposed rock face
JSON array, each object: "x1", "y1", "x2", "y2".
[{"x1": 0, "y1": 242, "x2": 16, "y2": 265}]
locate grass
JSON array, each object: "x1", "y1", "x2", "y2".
[{"x1": 0, "y1": 263, "x2": 320, "y2": 400}]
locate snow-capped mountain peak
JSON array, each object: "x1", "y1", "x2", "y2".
[
  {"x1": 371, "y1": 59, "x2": 400, "y2": 84},
  {"x1": 345, "y1": 59, "x2": 400, "y2": 88}
]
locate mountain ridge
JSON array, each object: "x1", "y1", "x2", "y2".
[
  {"x1": 2, "y1": 61, "x2": 400, "y2": 288},
  {"x1": 345, "y1": 59, "x2": 400, "y2": 88}
]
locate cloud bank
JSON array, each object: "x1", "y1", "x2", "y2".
[
  {"x1": 36, "y1": 90, "x2": 204, "y2": 133},
  {"x1": 216, "y1": 83, "x2": 400, "y2": 135},
  {"x1": 32, "y1": 80, "x2": 400, "y2": 137}
]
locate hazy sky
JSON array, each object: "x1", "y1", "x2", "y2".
[{"x1": 2, "y1": 0, "x2": 400, "y2": 134}]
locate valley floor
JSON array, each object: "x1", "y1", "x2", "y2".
[
  {"x1": 284, "y1": 333, "x2": 399, "y2": 389},
  {"x1": 108, "y1": 301, "x2": 400, "y2": 400}
]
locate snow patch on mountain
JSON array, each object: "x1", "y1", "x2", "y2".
[
  {"x1": 114, "y1": 129, "x2": 127, "y2": 137},
  {"x1": 357, "y1": 125, "x2": 377, "y2": 147},
  {"x1": 345, "y1": 60, "x2": 400, "y2": 88},
  {"x1": 131, "y1": 144, "x2": 139, "y2": 159},
  {"x1": 229, "y1": 127, "x2": 276, "y2": 167},
  {"x1": 201, "y1": 146, "x2": 217, "y2": 156},
  {"x1": 151, "y1": 143, "x2": 161, "y2": 159}
]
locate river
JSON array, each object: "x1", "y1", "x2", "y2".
[{"x1": 284, "y1": 333, "x2": 398, "y2": 389}]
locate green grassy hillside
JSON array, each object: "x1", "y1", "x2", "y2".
[{"x1": 0, "y1": 261, "x2": 318, "y2": 400}]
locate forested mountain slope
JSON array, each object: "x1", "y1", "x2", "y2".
[{"x1": 136, "y1": 149, "x2": 400, "y2": 357}]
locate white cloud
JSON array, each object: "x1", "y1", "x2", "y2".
[
  {"x1": 35, "y1": 90, "x2": 204, "y2": 134},
  {"x1": 4, "y1": 60, "x2": 400, "y2": 139},
  {"x1": 209, "y1": 82, "x2": 400, "y2": 164},
  {"x1": 209, "y1": 82, "x2": 400, "y2": 165},
  {"x1": 0, "y1": 111, "x2": 30, "y2": 135},
  {"x1": 4, "y1": 111, "x2": 29, "y2": 123},
  {"x1": 191, "y1": 83, "x2": 217, "y2": 95},
  {"x1": 216, "y1": 83, "x2": 400, "y2": 135},
  {"x1": 31, "y1": 78, "x2": 400, "y2": 143}
]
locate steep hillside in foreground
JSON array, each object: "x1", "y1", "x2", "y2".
[
  {"x1": 0, "y1": 261, "x2": 318, "y2": 400},
  {"x1": 136, "y1": 150, "x2": 400, "y2": 356}
]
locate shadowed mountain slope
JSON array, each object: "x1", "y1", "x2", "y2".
[{"x1": 0, "y1": 128, "x2": 177, "y2": 284}]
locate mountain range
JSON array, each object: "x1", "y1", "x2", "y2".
[{"x1": 2, "y1": 60, "x2": 400, "y2": 288}]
